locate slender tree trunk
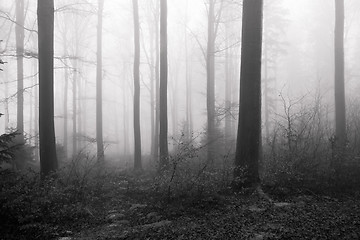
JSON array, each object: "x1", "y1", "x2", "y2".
[
  {"x1": 133, "y1": 0, "x2": 142, "y2": 171},
  {"x1": 234, "y1": 0, "x2": 263, "y2": 188},
  {"x1": 78, "y1": 73, "x2": 82, "y2": 149},
  {"x1": 231, "y1": 50, "x2": 239, "y2": 139},
  {"x1": 159, "y1": 0, "x2": 168, "y2": 170},
  {"x1": 96, "y1": 0, "x2": 105, "y2": 162},
  {"x1": 72, "y1": 59, "x2": 78, "y2": 156},
  {"x1": 206, "y1": 0, "x2": 216, "y2": 164},
  {"x1": 4, "y1": 70, "x2": 9, "y2": 132},
  {"x1": 29, "y1": 71, "x2": 33, "y2": 145},
  {"x1": 263, "y1": 31, "x2": 270, "y2": 141},
  {"x1": 224, "y1": 18, "x2": 232, "y2": 148},
  {"x1": 184, "y1": 0, "x2": 193, "y2": 139},
  {"x1": 16, "y1": 0, "x2": 25, "y2": 143},
  {"x1": 123, "y1": 63, "x2": 129, "y2": 157},
  {"x1": 172, "y1": 72, "x2": 178, "y2": 138},
  {"x1": 63, "y1": 35, "x2": 69, "y2": 158},
  {"x1": 82, "y1": 72, "x2": 88, "y2": 148},
  {"x1": 34, "y1": 59, "x2": 39, "y2": 162},
  {"x1": 334, "y1": 0, "x2": 346, "y2": 148},
  {"x1": 150, "y1": 21, "x2": 156, "y2": 157},
  {"x1": 154, "y1": 0, "x2": 160, "y2": 162},
  {"x1": 38, "y1": 0, "x2": 58, "y2": 178}
]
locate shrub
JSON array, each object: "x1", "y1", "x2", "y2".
[{"x1": 0, "y1": 153, "x2": 109, "y2": 239}]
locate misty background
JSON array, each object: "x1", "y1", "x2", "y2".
[{"x1": 1, "y1": 0, "x2": 360, "y2": 162}]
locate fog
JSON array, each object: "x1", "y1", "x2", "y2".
[{"x1": 1, "y1": 0, "x2": 360, "y2": 164}]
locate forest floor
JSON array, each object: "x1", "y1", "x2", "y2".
[
  {"x1": 2, "y1": 169, "x2": 360, "y2": 240},
  {"x1": 65, "y1": 184, "x2": 360, "y2": 240}
]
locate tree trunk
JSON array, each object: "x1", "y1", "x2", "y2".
[
  {"x1": 72, "y1": 58, "x2": 77, "y2": 156},
  {"x1": 206, "y1": 0, "x2": 216, "y2": 164},
  {"x1": 185, "y1": 0, "x2": 193, "y2": 140},
  {"x1": 159, "y1": 0, "x2": 168, "y2": 170},
  {"x1": 63, "y1": 35, "x2": 69, "y2": 158},
  {"x1": 154, "y1": 0, "x2": 160, "y2": 162},
  {"x1": 150, "y1": 17, "x2": 156, "y2": 158},
  {"x1": 224, "y1": 16, "x2": 232, "y2": 149},
  {"x1": 96, "y1": 0, "x2": 105, "y2": 162},
  {"x1": 133, "y1": 0, "x2": 142, "y2": 171},
  {"x1": 334, "y1": 0, "x2": 346, "y2": 148},
  {"x1": 122, "y1": 63, "x2": 129, "y2": 157},
  {"x1": 38, "y1": 0, "x2": 58, "y2": 178},
  {"x1": 16, "y1": 0, "x2": 25, "y2": 144},
  {"x1": 34, "y1": 59, "x2": 39, "y2": 162},
  {"x1": 4, "y1": 69, "x2": 9, "y2": 132},
  {"x1": 234, "y1": 0, "x2": 263, "y2": 188}
]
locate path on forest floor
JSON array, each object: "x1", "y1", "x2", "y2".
[{"x1": 60, "y1": 194, "x2": 360, "y2": 240}]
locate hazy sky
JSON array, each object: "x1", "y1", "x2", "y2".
[{"x1": 1, "y1": 0, "x2": 360, "y2": 157}]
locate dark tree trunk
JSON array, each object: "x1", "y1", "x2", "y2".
[
  {"x1": 159, "y1": 0, "x2": 168, "y2": 170},
  {"x1": 185, "y1": 2, "x2": 193, "y2": 140},
  {"x1": 150, "y1": 18, "x2": 156, "y2": 158},
  {"x1": 224, "y1": 17, "x2": 232, "y2": 149},
  {"x1": 122, "y1": 63, "x2": 129, "y2": 156},
  {"x1": 38, "y1": 0, "x2": 58, "y2": 178},
  {"x1": 234, "y1": 0, "x2": 263, "y2": 188},
  {"x1": 72, "y1": 58, "x2": 77, "y2": 156},
  {"x1": 16, "y1": 0, "x2": 25, "y2": 145},
  {"x1": 334, "y1": 0, "x2": 346, "y2": 148},
  {"x1": 63, "y1": 37, "x2": 69, "y2": 158},
  {"x1": 206, "y1": 0, "x2": 216, "y2": 164},
  {"x1": 154, "y1": 0, "x2": 160, "y2": 162},
  {"x1": 96, "y1": 0, "x2": 104, "y2": 162},
  {"x1": 133, "y1": 0, "x2": 142, "y2": 171},
  {"x1": 34, "y1": 59, "x2": 39, "y2": 162}
]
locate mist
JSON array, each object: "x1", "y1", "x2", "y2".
[{"x1": 1, "y1": 1, "x2": 360, "y2": 238}]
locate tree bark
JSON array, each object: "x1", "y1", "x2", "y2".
[
  {"x1": 16, "y1": 0, "x2": 25, "y2": 145},
  {"x1": 159, "y1": 0, "x2": 168, "y2": 170},
  {"x1": 34, "y1": 59, "x2": 39, "y2": 162},
  {"x1": 38, "y1": 0, "x2": 58, "y2": 178},
  {"x1": 185, "y1": 0, "x2": 193, "y2": 140},
  {"x1": 149, "y1": 14, "x2": 156, "y2": 158},
  {"x1": 96, "y1": 0, "x2": 104, "y2": 162},
  {"x1": 334, "y1": 0, "x2": 346, "y2": 148},
  {"x1": 234, "y1": 0, "x2": 263, "y2": 188},
  {"x1": 224, "y1": 14, "x2": 232, "y2": 149},
  {"x1": 206, "y1": 0, "x2": 216, "y2": 164},
  {"x1": 133, "y1": 0, "x2": 142, "y2": 171},
  {"x1": 72, "y1": 58, "x2": 78, "y2": 156},
  {"x1": 63, "y1": 36, "x2": 69, "y2": 158},
  {"x1": 154, "y1": 0, "x2": 160, "y2": 162}
]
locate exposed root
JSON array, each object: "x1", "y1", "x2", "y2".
[{"x1": 255, "y1": 185, "x2": 273, "y2": 203}]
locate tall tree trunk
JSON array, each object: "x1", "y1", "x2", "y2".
[
  {"x1": 185, "y1": 0, "x2": 193, "y2": 140},
  {"x1": 16, "y1": 0, "x2": 25, "y2": 144},
  {"x1": 171, "y1": 71, "x2": 178, "y2": 139},
  {"x1": 263, "y1": 36, "x2": 270, "y2": 141},
  {"x1": 206, "y1": 0, "x2": 216, "y2": 164},
  {"x1": 78, "y1": 72, "x2": 82, "y2": 149},
  {"x1": 38, "y1": 0, "x2": 58, "y2": 178},
  {"x1": 122, "y1": 63, "x2": 129, "y2": 157},
  {"x1": 334, "y1": 0, "x2": 346, "y2": 148},
  {"x1": 4, "y1": 69, "x2": 9, "y2": 132},
  {"x1": 150, "y1": 18, "x2": 156, "y2": 158},
  {"x1": 34, "y1": 59, "x2": 39, "y2": 162},
  {"x1": 96, "y1": 0, "x2": 105, "y2": 162},
  {"x1": 224, "y1": 17, "x2": 232, "y2": 149},
  {"x1": 63, "y1": 34, "x2": 69, "y2": 158},
  {"x1": 154, "y1": 0, "x2": 160, "y2": 162},
  {"x1": 133, "y1": 0, "x2": 142, "y2": 171},
  {"x1": 234, "y1": 0, "x2": 263, "y2": 188},
  {"x1": 72, "y1": 59, "x2": 77, "y2": 156},
  {"x1": 159, "y1": 0, "x2": 168, "y2": 170}
]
